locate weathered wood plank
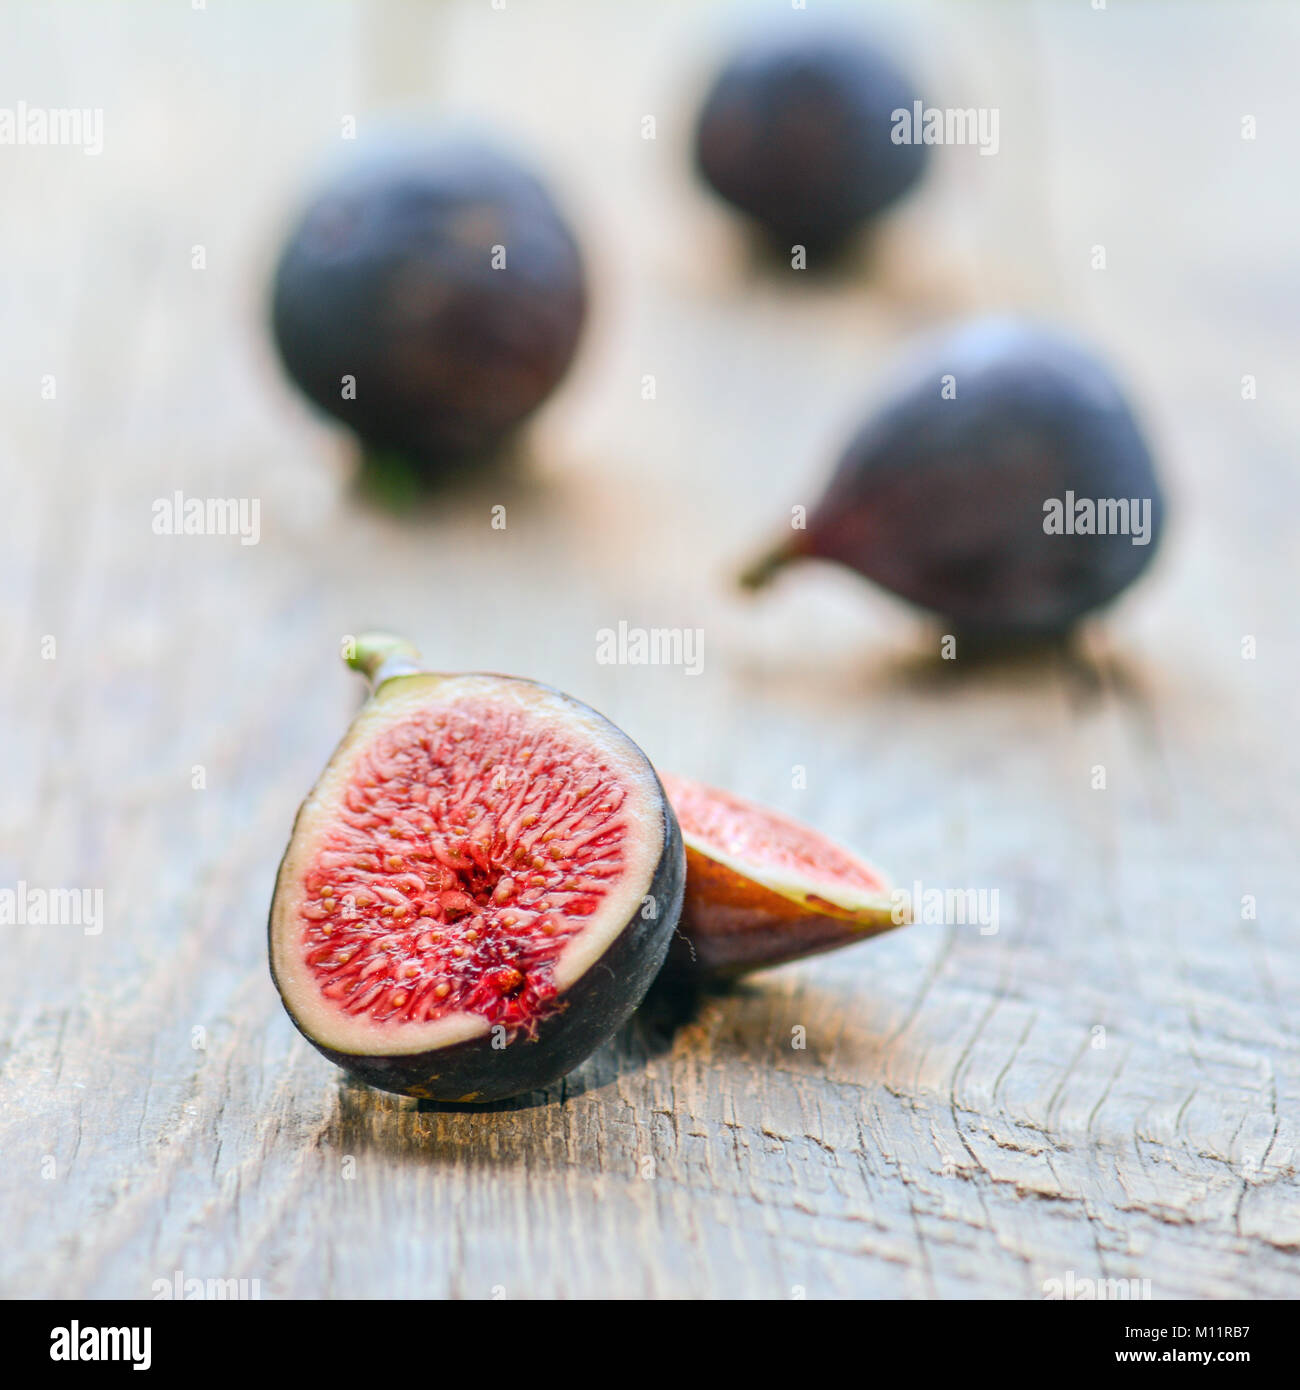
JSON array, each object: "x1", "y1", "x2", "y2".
[{"x1": 0, "y1": 0, "x2": 1297, "y2": 1299}]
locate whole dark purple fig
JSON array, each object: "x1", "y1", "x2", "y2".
[
  {"x1": 743, "y1": 319, "x2": 1167, "y2": 638},
  {"x1": 694, "y1": 30, "x2": 927, "y2": 258},
  {"x1": 270, "y1": 133, "x2": 587, "y2": 471}
]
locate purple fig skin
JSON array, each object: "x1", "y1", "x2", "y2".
[
  {"x1": 695, "y1": 29, "x2": 928, "y2": 257},
  {"x1": 271, "y1": 134, "x2": 587, "y2": 471},
  {"x1": 744, "y1": 318, "x2": 1167, "y2": 638}
]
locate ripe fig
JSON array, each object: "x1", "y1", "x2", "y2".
[
  {"x1": 742, "y1": 318, "x2": 1167, "y2": 638},
  {"x1": 270, "y1": 133, "x2": 587, "y2": 472},
  {"x1": 269, "y1": 635, "x2": 684, "y2": 1103},
  {"x1": 660, "y1": 773, "x2": 902, "y2": 977},
  {"x1": 694, "y1": 29, "x2": 927, "y2": 259}
]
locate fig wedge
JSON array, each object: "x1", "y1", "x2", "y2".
[
  {"x1": 270, "y1": 634, "x2": 684, "y2": 1103},
  {"x1": 659, "y1": 773, "x2": 904, "y2": 976}
]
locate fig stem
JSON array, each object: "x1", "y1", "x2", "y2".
[
  {"x1": 738, "y1": 534, "x2": 801, "y2": 592},
  {"x1": 347, "y1": 632, "x2": 427, "y2": 690}
]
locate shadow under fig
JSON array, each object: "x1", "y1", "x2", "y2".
[
  {"x1": 326, "y1": 964, "x2": 897, "y2": 1161},
  {"x1": 325, "y1": 964, "x2": 718, "y2": 1135},
  {"x1": 875, "y1": 621, "x2": 1156, "y2": 710},
  {"x1": 738, "y1": 222, "x2": 882, "y2": 281},
  {"x1": 411, "y1": 967, "x2": 712, "y2": 1116},
  {"x1": 350, "y1": 432, "x2": 547, "y2": 520}
]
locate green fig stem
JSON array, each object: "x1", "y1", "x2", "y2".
[
  {"x1": 346, "y1": 632, "x2": 427, "y2": 690},
  {"x1": 738, "y1": 533, "x2": 802, "y2": 592}
]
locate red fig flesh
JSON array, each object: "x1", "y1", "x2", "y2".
[{"x1": 660, "y1": 773, "x2": 903, "y2": 976}]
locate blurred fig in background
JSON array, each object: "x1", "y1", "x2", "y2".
[
  {"x1": 270, "y1": 133, "x2": 587, "y2": 475},
  {"x1": 742, "y1": 318, "x2": 1167, "y2": 639},
  {"x1": 693, "y1": 29, "x2": 927, "y2": 260}
]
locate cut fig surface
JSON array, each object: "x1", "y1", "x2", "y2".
[
  {"x1": 271, "y1": 636, "x2": 683, "y2": 1102},
  {"x1": 660, "y1": 773, "x2": 903, "y2": 976}
]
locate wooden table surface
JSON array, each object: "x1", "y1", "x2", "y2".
[{"x1": 3, "y1": 0, "x2": 1298, "y2": 1299}]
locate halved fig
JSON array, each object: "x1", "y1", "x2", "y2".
[
  {"x1": 659, "y1": 773, "x2": 903, "y2": 976},
  {"x1": 270, "y1": 634, "x2": 684, "y2": 1103}
]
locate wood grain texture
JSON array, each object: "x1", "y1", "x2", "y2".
[{"x1": 1, "y1": 0, "x2": 1297, "y2": 1299}]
